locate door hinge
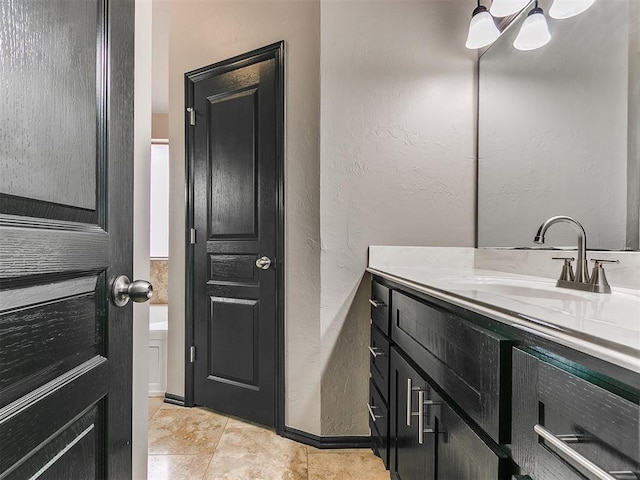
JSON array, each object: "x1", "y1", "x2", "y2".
[
  {"x1": 187, "y1": 107, "x2": 196, "y2": 126},
  {"x1": 190, "y1": 346, "x2": 196, "y2": 363},
  {"x1": 190, "y1": 228, "x2": 196, "y2": 244}
]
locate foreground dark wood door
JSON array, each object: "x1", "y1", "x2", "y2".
[
  {"x1": 187, "y1": 43, "x2": 284, "y2": 427},
  {"x1": 0, "y1": 0, "x2": 134, "y2": 478}
]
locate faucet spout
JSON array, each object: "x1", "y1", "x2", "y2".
[{"x1": 534, "y1": 216, "x2": 589, "y2": 283}]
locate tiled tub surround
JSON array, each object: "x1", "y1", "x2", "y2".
[
  {"x1": 368, "y1": 246, "x2": 640, "y2": 373},
  {"x1": 150, "y1": 259, "x2": 169, "y2": 305}
]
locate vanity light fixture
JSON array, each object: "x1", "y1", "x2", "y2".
[
  {"x1": 549, "y1": 0, "x2": 595, "y2": 19},
  {"x1": 465, "y1": 1, "x2": 501, "y2": 49},
  {"x1": 513, "y1": 1, "x2": 551, "y2": 51},
  {"x1": 489, "y1": 0, "x2": 530, "y2": 18}
]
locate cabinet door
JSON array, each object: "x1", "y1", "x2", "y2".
[
  {"x1": 436, "y1": 400, "x2": 508, "y2": 479},
  {"x1": 390, "y1": 348, "x2": 435, "y2": 480}
]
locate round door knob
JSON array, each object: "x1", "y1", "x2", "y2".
[
  {"x1": 111, "y1": 275, "x2": 153, "y2": 307},
  {"x1": 255, "y1": 256, "x2": 272, "y2": 270}
]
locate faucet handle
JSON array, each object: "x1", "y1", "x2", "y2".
[
  {"x1": 589, "y1": 259, "x2": 619, "y2": 294},
  {"x1": 590, "y1": 259, "x2": 620, "y2": 266},
  {"x1": 552, "y1": 257, "x2": 575, "y2": 282}
]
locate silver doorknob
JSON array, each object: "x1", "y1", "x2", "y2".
[
  {"x1": 111, "y1": 275, "x2": 153, "y2": 307},
  {"x1": 255, "y1": 256, "x2": 272, "y2": 270}
]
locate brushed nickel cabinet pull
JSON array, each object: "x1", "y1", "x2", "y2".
[
  {"x1": 534, "y1": 424, "x2": 617, "y2": 480},
  {"x1": 406, "y1": 378, "x2": 412, "y2": 426},
  {"x1": 368, "y1": 346, "x2": 385, "y2": 358},
  {"x1": 367, "y1": 403, "x2": 382, "y2": 422}
]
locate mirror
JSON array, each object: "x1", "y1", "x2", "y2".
[{"x1": 478, "y1": 0, "x2": 639, "y2": 250}]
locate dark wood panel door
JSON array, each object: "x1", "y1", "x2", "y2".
[
  {"x1": 187, "y1": 43, "x2": 284, "y2": 427},
  {"x1": 390, "y1": 348, "x2": 434, "y2": 480},
  {"x1": 0, "y1": 0, "x2": 135, "y2": 478}
]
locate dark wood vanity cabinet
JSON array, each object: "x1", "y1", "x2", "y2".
[
  {"x1": 369, "y1": 274, "x2": 640, "y2": 480},
  {"x1": 369, "y1": 277, "x2": 510, "y2": 479},
  {"x1": 511, "y1": 348, "x2": 640, "y2": 480},
  {"x1": 369, "y1": 280, "x2": 392, "y2": 468}
]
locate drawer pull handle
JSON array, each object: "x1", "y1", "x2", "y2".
[
  {"x1": 534, "y1": 425, "x2": 618, "y2": 480},
  {"x1": 608, "y1": 473, "x2": 640, "y2": 480},
  {"x1": 418, "y1": 390, "x2": 426, "y2": 444},
  {"x1": 369, "y1": 299, "x2": 386, "y2": 308},
  {"x1": 406, "y1": 378, "x2": 412, "y2": 426},
  {"x1": 367, "y1": 403, "x2": 383, "y2": 422},
  {"x1": 368, "y1": 346, "x2": 385, "y2": 358},
  {"x1": 416, "y1": 391, "x2": 444, "y2": 444},
  {"x1": 407, "y1": 379, "x2": 429, "y2": 427},
  {"x1": 423, "y1": 399, "x2": 442, "y2": 427},
  {"x1": 556, "y1": 433, "x2": 591, "y2": 444}
]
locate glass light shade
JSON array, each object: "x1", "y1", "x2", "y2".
[
  {"x1": 465, "y1": 7, "x2": 501, "y2": 49},
  {"x1": 513, "y1": 9, "x2": 551, "y2": 50},
  {"x1": 489, "y1": 0, "x2": 530, "y2": 17},
  {"x1": 549, "y1": 0, "x2": 595, "y2": 19}
]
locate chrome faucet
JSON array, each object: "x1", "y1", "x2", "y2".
[
  {"x1": 533, "y1": 216, "x2": 618, "y2": 293},
  {"x1": 534, "y1": 215, "x2": 589, "y2": 283}
]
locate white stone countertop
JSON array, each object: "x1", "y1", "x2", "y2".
[{"x1": 367, "y1": 247, "x2": 640, "y2": 375}]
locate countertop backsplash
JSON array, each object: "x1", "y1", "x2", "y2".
[
  {"x1": 368, "y1": 246, "x2": 640, "y2": 291},
  {"x1": 475, "y1": 248, "x2": 640, "y2": 291}
]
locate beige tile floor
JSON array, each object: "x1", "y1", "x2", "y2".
[{"x1": 148, "y1": 397, "x2": 391, "y2": 480}]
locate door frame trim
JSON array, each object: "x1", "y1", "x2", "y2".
[{"x1": 183, "y1": 41, "x2": 286, "y2": 434}]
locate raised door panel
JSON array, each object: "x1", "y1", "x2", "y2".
[
  {"x1": 207, "y1": 88, "x2": 258, "y2": 239},
  {"x1": 5, "y1": 406, "x2": 99, "y2": 480},
  {"x1": 209, "y1": 254, "x2": 259, "y2": 286},
  {"x1": 208, "y1": 296, "x2": 259, "y2": 388},
  {"x1": 0, "y1": 0, "x2": 98, "y2": 213},
  {"x1": 0, "y1": 278, "x2": 98, "y2": 404}
]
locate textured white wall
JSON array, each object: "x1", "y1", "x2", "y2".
[
  {"x1": 167, "y1": 0, "x2": 322, "y2": 434},
  {"x1": 319, "y1": 0, "x2": 476, "y2": 435}
]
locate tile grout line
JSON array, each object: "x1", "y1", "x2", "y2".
[
  {"x1": 199, "y1": 412, "x2": 230, "y2": 480},
  {"x1": 200, "y1": 453, "x2": 215, "y2": 480}
]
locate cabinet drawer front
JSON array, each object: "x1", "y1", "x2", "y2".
[
  {"x1": 392, "y1": 290, "x2": 511, "y2": 443},
  {"x1": 512, "y1": 348, "x2": 640, "y2": 479},
  {"x1": 370, "y1": 325, "x2": 390, "y2": 402},
  {"x1": 370, "y1": 281, "x2": 390, "y2": 337},
  {"x1": 369, "y1": 380, "x2": 389, "y2": 469},
  {"x1": 438, "y1": 400, "x2": 509, "y2": 480}
]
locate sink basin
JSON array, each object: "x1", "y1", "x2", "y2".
[{"x1": 449, "y1": 279, "x2": 591, "y2": 302}]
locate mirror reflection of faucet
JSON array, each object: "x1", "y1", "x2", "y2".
[{"x1": 534, "y1": 216, "x2": 619, "y2": 294}]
